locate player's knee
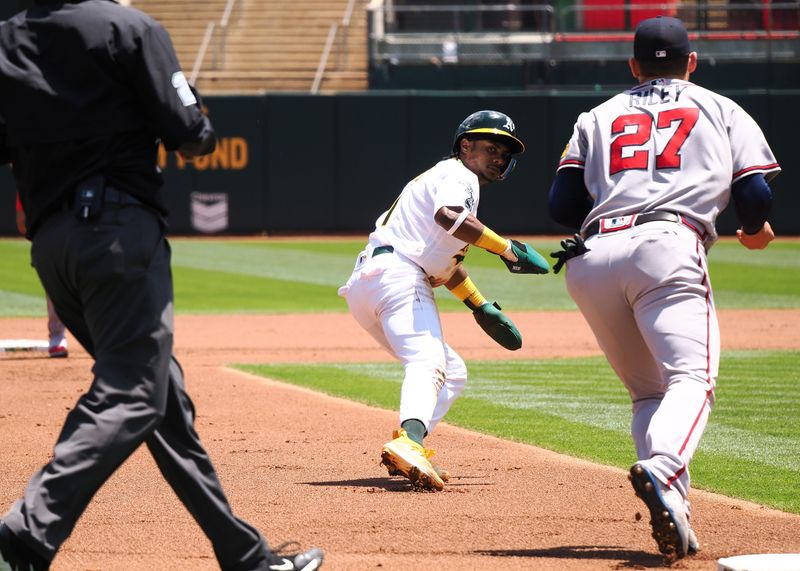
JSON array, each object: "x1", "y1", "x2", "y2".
[
  {"x1": 447, "y1": 355, "x2": 467, "y2": 385},
  {"x1": 404, "y1": 361, "x2": 446, "y2": 391},
  {"x1": 442, "y1": 357, "x2": 467, "y2": 401}
]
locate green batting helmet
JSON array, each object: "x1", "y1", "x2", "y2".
[{"x1": 451, "y1": 110, "x2": 525, "y2": 156}]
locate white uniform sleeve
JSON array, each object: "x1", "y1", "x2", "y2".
[
  {"x1": 557, "y1": 112, "x2": 591, "y2": 172},
  {"x1": 433, "y1": 171, "x2": 479, "y2": 215},
  {"x1": 729, "y1": 104, "x2": 780, "y2": 183}
]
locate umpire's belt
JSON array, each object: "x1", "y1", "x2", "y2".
[
  {"x1": 583, "y1": 211, "x2": 706, "y2": 240},
  {"x1": 104, "y1": 187, "x2": 145, "y2": 207},
  {"x1": 64, "y1": 186, "x2": 144, "y2": 209}
]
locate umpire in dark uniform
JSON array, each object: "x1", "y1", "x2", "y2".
[{"x1": 0, "y1": 2, "x2": 324, "y2": 570}]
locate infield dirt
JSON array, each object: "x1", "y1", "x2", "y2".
[{"x1": 1, "y1": 309, "x2": 799, "y2": 570}]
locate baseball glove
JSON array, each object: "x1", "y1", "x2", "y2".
[
  {"x1": 502, "y1": 240, "x2": 550, "y2": 274},
  {"x1": 473, "y1": 301, "x2": 522, "y2": 350},
  {"x1": 550, "y1": 233, "x2": 590, "y2": 274}
]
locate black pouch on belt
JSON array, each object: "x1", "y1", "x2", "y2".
[{"x1": 74, "y1": 174, "x2": 106, "y2": 222}]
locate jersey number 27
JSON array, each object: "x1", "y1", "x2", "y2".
[{"x1": 609, "y1": 108, "x2": 699, "y2": 175}]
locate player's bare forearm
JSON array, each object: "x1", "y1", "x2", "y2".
[
  {"x1": 443, "y1": 265, "x2": 470, "y2": 291},
  {"x1": 446, "y1": 270, "x2": 489, "y2": 312},
  {"x1": 434, "y1": 206, "x2": 484, "y2": 243},
  {"x1": 736, "y1": 221, "x2": 774, "y2": 250},
  {"x1": 434, "y1": 205, "x2": 513, "y2": 258},
  {"x1": 435, "y1": 205, "x2": 549, "y2": 274}
]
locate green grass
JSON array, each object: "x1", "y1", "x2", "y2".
[
  {"x1": 237, "y1": 349, "x2": 800, "y2": 514},
  {"x1": 1, "y1": 237, "x2": 799, "y2": 316},
  {"x1": 2, "y1": 236, "x2": 798, "y2": 513},
  {"x1": 0, "y1": 240, "x2": 47, "y2": 316}
]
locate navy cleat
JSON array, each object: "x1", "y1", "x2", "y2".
[{"x1": 629, "y1": 463, "x2": 697, "y2": 563}]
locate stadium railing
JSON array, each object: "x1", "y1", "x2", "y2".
[
  {"x1": 367, "y1": 0, "x2": 800, "y2": 64},
  {"x1": 190, "y1": 0, "x2": 243, "y2": 85},
  {"x1": 312, "y1": 0, "x2": 362, "y2": 93}
]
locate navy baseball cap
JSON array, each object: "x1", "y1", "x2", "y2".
[{"x1": 634, "y1": 16, "x2": 691, "y2": 61}]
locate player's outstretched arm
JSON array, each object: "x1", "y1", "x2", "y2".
[
  {"x1": 736, "y1": 221, "x2": 774, "y2": 250},
  {"x1": 444, "y1": 268, "x2": 522, "y2": 350},
  {"x1": 435, "y1": 206, "x2": 549, "y2": 274},
  {"x1": 732, "y1": 174, "x2": 774, "y2": 250}
]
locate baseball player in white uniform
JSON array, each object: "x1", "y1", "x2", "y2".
[
  {"x1": 548, "y1": 16, "x2": 779, "y2": 562},
  {"x1": 339, "y1": 110, "x2": 550, "y2": 491}
]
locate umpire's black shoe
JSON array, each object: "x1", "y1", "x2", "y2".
[
  {"x1": 265, "y1": 543, "x2": 324, "y2": 571},
  {"x1": 0, "y1": 521, "x2": 50, "y2": 571}
]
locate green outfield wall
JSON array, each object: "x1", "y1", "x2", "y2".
[{"x1": 2, "y1": 91, "x2": 798, "y2": 236}]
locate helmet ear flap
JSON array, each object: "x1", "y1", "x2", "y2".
[{"x1": 498, "y1": 157, "x2": 517, "y2": 180}]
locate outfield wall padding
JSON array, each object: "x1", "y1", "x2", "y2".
[{"x1": 2, "y1": 91, "x2": 798, "y2": 237}]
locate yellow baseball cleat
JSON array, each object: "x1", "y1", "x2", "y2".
[
  {"x1": 381, "y1": 429, "x2": 444, "y2": 491},
  {"x1": 432, "y1": 463, "x2": 450, "y2": 483}
]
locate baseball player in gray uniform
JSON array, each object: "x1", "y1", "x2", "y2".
[
  {"x1": 548, "y1": 16, "x2": 779, "y2": 562},
  {"x1": 339, "y1": 110, "x2": 550, "y2": 491}
]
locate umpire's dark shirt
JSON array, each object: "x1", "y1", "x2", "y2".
[{"x1": 0, "y1": 0, "x2": 215, "y2": 237}]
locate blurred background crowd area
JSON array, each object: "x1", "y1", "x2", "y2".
[
  {"x1": 1, "y1": 0, "x2": 797, "y2": 237},
  {"x1": 2, "y1": 0, "x2": 795, "y2": 93}
]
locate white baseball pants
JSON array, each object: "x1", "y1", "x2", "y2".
[{"x1": 339, "y1": 247, "x2": 467, "y2": 433}]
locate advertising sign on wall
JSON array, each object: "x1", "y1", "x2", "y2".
[{"x1": 1, "y1": 92, "x2": 797, "y2": 236}]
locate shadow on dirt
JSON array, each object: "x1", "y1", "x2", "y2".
[
  {"x1": 302, "y1": 477, "x2": 416, "y2": 491},
  {"x1": 301, "y1": 476, "x2": 493, "y2": 492},
  {"x1": 476, "y1": 546, "x2": 667, "y2": 567}
]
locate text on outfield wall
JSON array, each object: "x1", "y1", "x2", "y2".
[{"x1": 158, "y1": 137, "x2": 249, "y2": 171}]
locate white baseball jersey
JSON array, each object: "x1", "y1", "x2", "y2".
[
  {"x1": 338, "y1": 157, "x2": 475, "y2": 435},
  {"x1": 368, "y1": 157, "x2": 480, "y2": 284},
  {"x1": 558, "y1": 78, "x2": 780, "y2": 246}
]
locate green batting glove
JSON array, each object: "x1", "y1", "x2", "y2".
[
  {"x1": 473, "y1": 301, "x2": 522, "y2": 351},
  {"x1": 502, "y1": 240, "x2": 550, "y2": 274}
]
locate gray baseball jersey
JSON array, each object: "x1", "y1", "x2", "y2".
[
  {"x1": 556, "y1": 76, "x2": 780, "y2": 511},
  {"x1": 558, "y1": 78, "x2": 780, "y2": 246}
]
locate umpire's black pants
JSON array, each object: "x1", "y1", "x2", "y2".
[{"x1": 4, "y1": 205, "x2": 271, "y2": 570}]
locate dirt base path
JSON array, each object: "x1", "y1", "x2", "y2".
[{"x1": 1, "y1": 310, "x2": 799, "y2": 570}]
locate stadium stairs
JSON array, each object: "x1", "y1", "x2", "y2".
[{"x1": 131, "y1": 0, "x2": 368, "y2": 93}]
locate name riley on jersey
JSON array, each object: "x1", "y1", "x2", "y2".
[{"x1": 629, "y1": 83, "x2": 690, "y2": 106}]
